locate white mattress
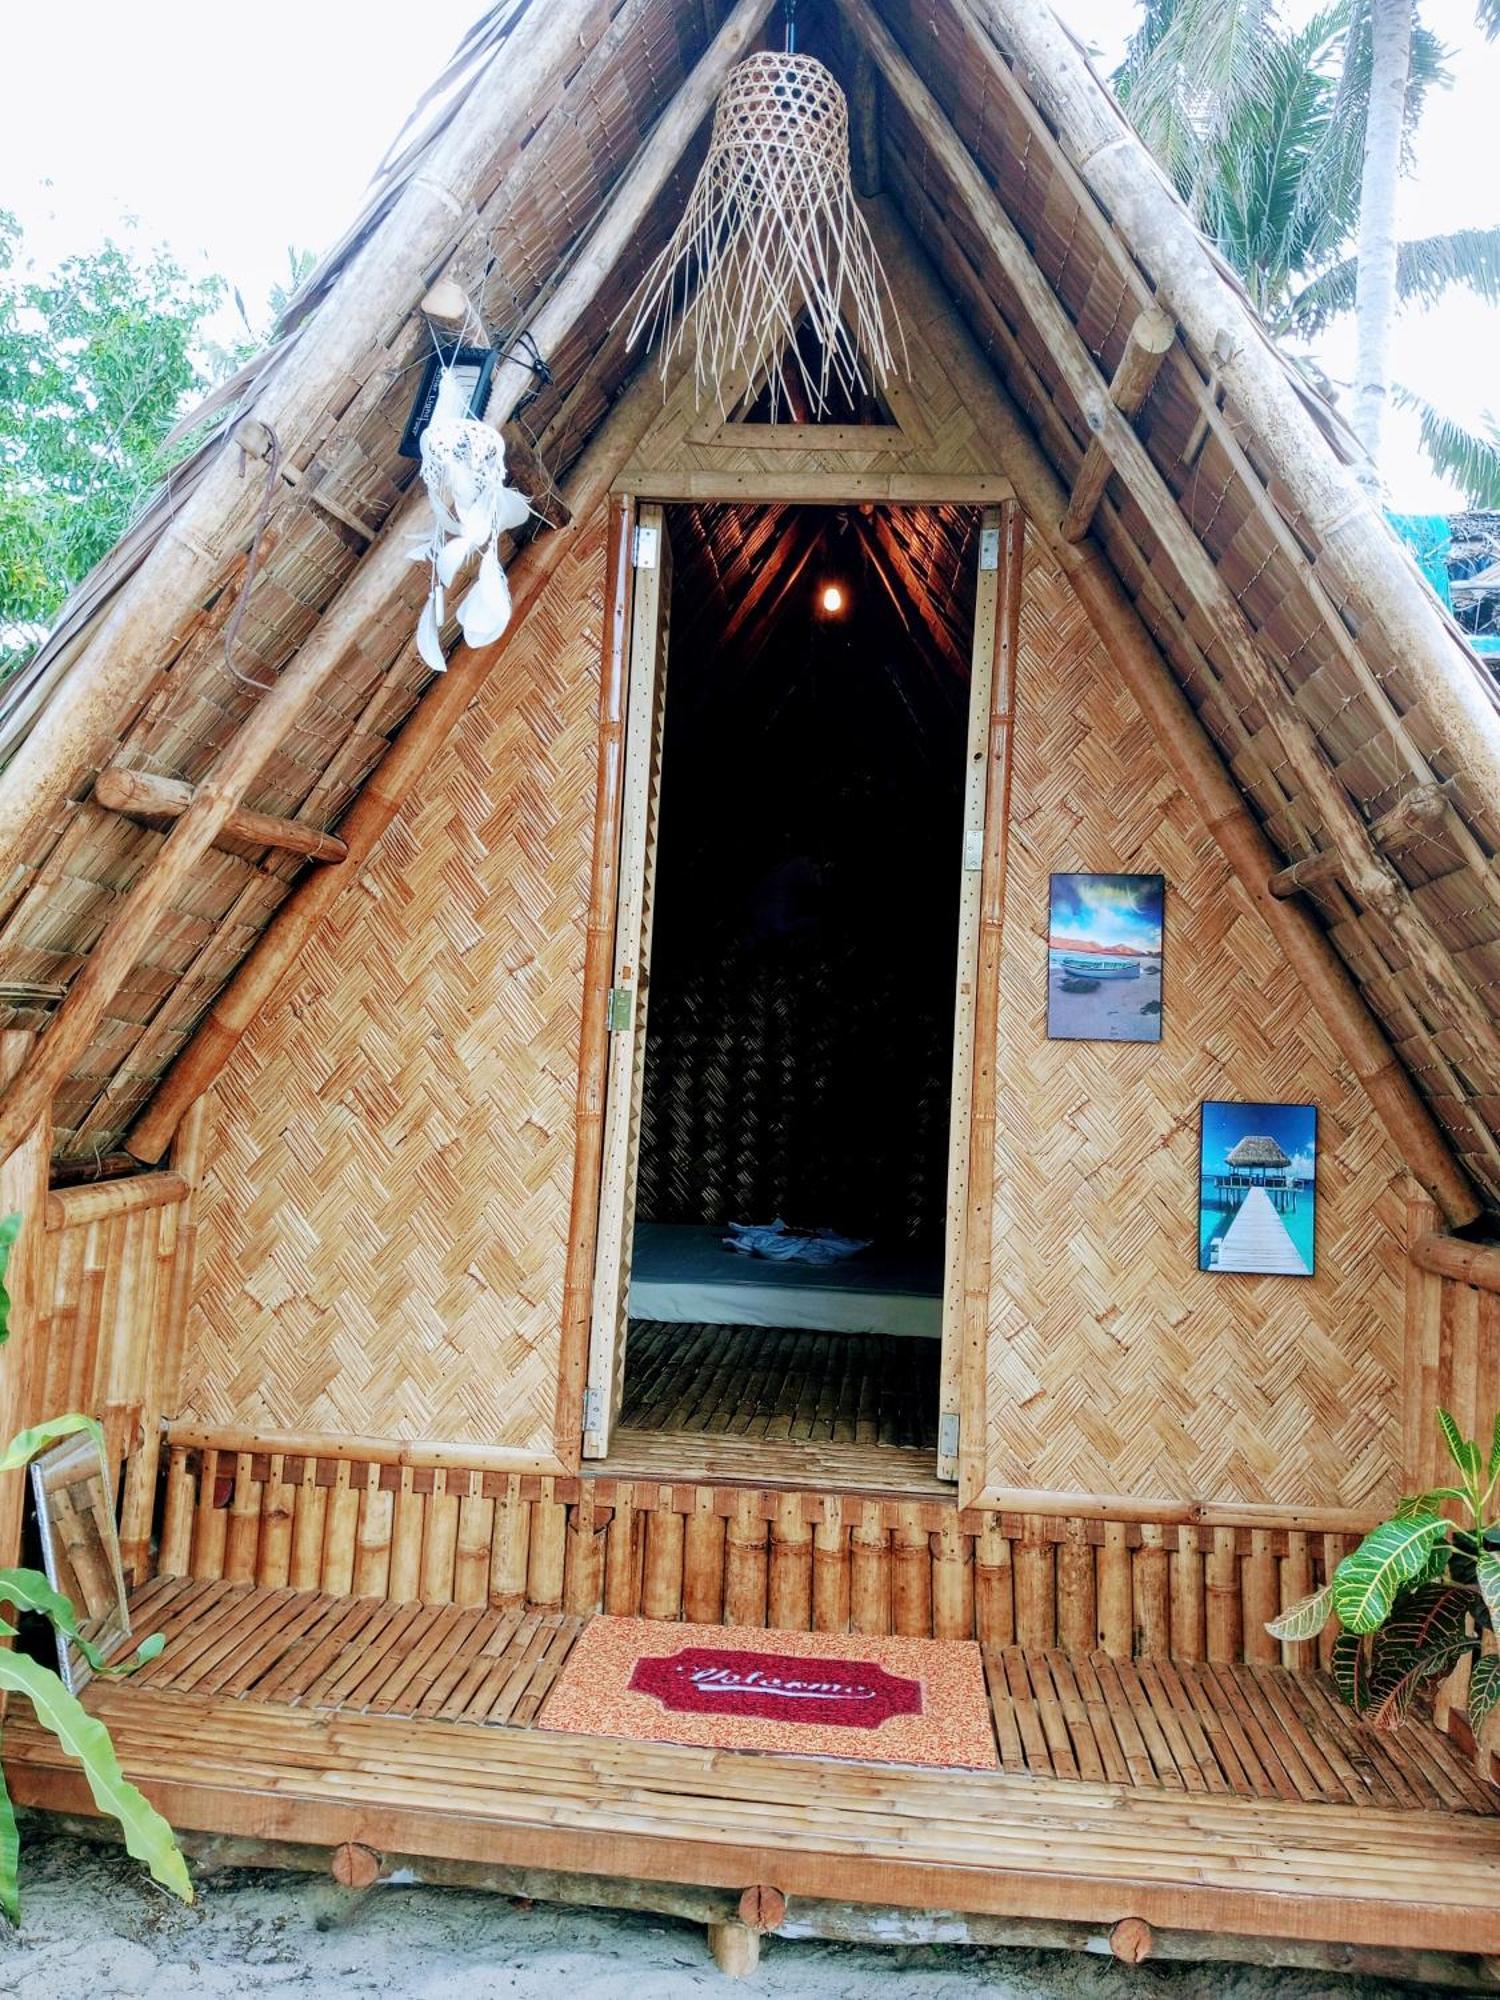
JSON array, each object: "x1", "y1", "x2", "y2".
[{"x1": 628, "y1": 1223, "x2": 942, "y2": 1339}]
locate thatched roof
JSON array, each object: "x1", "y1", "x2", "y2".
[
  {"x1": 1224, "y1": 1136, "x2": 1292, "y2": 1171},
  {"x1": 1, "y1": 0, "x2": 1497, "y2": 1230}
]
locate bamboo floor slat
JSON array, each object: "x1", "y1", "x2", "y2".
[
  {"x1": 619, "y1": 1321, "x2": 940, "y2": 1448},
  {"x1": 8, "y1": 1584, "x2": 1500, "y2": 1955}
]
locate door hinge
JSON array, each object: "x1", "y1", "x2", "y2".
[
  {"x1": 979, "y1": 526, "x2": 1001, "y2": 572},
  {"x1": 963, "y1": 827, "x2": 985, "y2": 871},
  {"x1": 606, "y1": 985, "x2": 634, "y2": 1032},
  {"x1": 583, "y1": 1385, "x2": 605, "y2": 1435},
  {"x1": 632, "y1": 523, "x2": 660, "y2": 570},
  {"x1": 938, "y1": 1412, "x2": 960, "y2": 1464}
]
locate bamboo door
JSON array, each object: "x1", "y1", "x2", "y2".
[
  {"x1": 583, "y1": 503, "x2": 672, "y2": 1458},
  {"x1": 937, "y1": 501, "x2": 1024, "y2": 1485}
]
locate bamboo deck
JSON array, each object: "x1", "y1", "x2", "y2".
[{"x1": 8, "y1": 1578, "x2": 1499, "y2": 1959}]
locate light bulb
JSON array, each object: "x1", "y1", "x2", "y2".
[{"x1": 820, "y1": 583, "x2": 844, "y2": 614}]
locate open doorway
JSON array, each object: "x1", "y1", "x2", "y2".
[{"x1": 589, "y1": 501, "x2": 983, "y2": 1484}]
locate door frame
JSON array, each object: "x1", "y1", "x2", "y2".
[{"x1": 572, "y1": 487, "x2": 1024, "y2": 1479}]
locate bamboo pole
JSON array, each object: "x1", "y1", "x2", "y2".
[
  {"x1": 1268, "y1": 783, "x2": 1450, "y2": 898},
  {"x1": 93, "y1": 767, "x2": 349, "y2": 864},
  {"x1": 127, "y1": 367, "x2": 663, "y2": 1167},
  {"x1": 768, "y1": 1493, "x2": 812, "y2": 1631},
  {"x1": 44, "y1": 1172, "x2": 189, "y2": 1231},
  {"x1": 641, "y1": 1503, "x2": 684, "y2": 1621},
  {"x1": 1410, "y1": 1232, "x2": 1500, "y2": 1293},
  {"x1": 0, "y1": 1033, "x2": 48, "y2": 1565},
  {"x1": 872, "y1": 221, "x2": 1476, "y2": 1225},
  {"x1": 0, "y1": 0, "x2": 611, "y2": 872},
  {"x1": 964, "y1": 0, "x2": 1500, "y2": 818},
  {"x1": 1060, "y1": 306, "x2": 1174, "y2": 542}
]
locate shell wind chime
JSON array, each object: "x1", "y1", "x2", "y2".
[
  {"x1": 626, "y1": 6, "x2": 904, "y2": 417},
  {"x1": 411, "y1": 364, "x2": 530, "y2": 673}
]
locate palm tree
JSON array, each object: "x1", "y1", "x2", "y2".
[{"x1": 1115, "y1": 0, "x2": 1500, "y2": 503}]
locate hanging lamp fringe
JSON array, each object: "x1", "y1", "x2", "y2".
[{"x1": 626, "y1": 50, "x2": 906, "y2": 416}]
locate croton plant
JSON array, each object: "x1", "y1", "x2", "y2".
[{"x1": 1268, "y1": 1410, "x2": 1500, "y2": 1735}]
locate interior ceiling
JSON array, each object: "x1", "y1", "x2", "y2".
[{"x1": 1, "y1": 0, "x2": 1498, "y2": 1219}]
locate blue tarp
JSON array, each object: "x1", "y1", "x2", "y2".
[{"x1": 1386, "y1": 512, "x2": 1454, "y2": 609}]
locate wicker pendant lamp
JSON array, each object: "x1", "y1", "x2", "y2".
[{"x1": 626, "y1": 3, "x2": 905, "y2": 416}]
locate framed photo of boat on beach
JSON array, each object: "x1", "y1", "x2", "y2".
[
  {"x1": 1046, "y1": 872, "x2": 1164, "y2": 1043},
  {"x1": 1198, "y1": 1100, "x2": 1317, "y2": 1278}
]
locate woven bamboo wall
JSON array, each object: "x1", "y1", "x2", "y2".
[
  {"x1": 978, "y1": 532, "x2": 1409, "y2": 1517},
  {"x1": 155, "y1": 1441, "x2": 1345, "y2": 1668},
  {"x1": 178, "y1": 517, "x2": 609, "y2": 1460}
]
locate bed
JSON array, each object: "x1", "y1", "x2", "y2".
[{"x1": 627, "y1": 1222, "x2": 942, "y2": 1339}]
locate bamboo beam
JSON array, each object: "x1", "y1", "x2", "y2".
[
  {"x1": 125, "y1": 364, "x2": 666, "y2": 1166},
  {"x1": 44, "y1": 1172, "x2": 189, "y2": 1232},
  {"x1": 962, "y1": 0, "x2": 1500, "y2": 819},
  {"x1": 869, "y1": 217, "x2": 1477, "y2": 1225},
  {"x1": 1268, "y1": 783, "x2": 1451, "y2": 898},
  {"x1": 0, "y1": 0, "x2": 775, "y2": 1175},
  {"x1": 1060, "y1": 306, "x2": 1174, "y2": 542},
  {"x1": 0, "y1": 0, "x2": 609, "y2": 873},
  {"x1": 1410, "y1": 1232, "x2": 1500, "y2": 1293},
  {"x1": 93, "y1": 767, "x2": 348, "y2": 864}
]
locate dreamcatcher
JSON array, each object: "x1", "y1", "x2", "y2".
[
  {"x1": 411, "y1": 362, "x2": 530, "y2": 673},
  {"x1": 625, "y1": 0, "x2": 905, "y2": 416}
]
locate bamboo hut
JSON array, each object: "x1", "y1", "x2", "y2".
[{"x1": 2, "y1": 0, "x2": 1500, "y2": 1980}]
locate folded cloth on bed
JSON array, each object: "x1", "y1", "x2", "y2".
[{"x1": 724, "y1": 1218, "x2": 872, "y2": 1266}]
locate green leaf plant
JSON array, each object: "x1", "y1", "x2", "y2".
[
  {"x1": 0, "y1": 1218, "x2": 190, "y2": 1921},
  {"x1": 1268, "y1": 1408, "x2": 1500, "y2": 1734}
]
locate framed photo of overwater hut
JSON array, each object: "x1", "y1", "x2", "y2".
[
  {"x1": 1046, "y1": 872, "x2": 1164, "y2": 1043},
  {"x1": 1198, "y1": 1100, "x2": 1317, "y2": 1278}
]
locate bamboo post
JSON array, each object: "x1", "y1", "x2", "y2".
[
  {"x1": 641, "y1": 1503, "x2": 685, "y2": 1621},
  {"x1": 0, "y1": 1033, "x2": 49, "y2": 1566},
  {"x1": 768, "y1": 1493, "x2": 812, "y2": 1631},
  {"x1": 1206, "y1": 1529, "x2": 1243, "y2": 1663},
  {"x1": 1170, "y1": 1526, "x2": 1206, "y2": 1663},
  {"x1": 527, "y1": 1480, "x2": 568, "y2": 1612},
  {"x1": 813, "y1": 1498, "x2": 850, "y2": 1632},
  {"x1": 323, "y1": 1459, "x2": 360, "y2": 1598},
  {"x1": 290, "y1": 1460, "x2": 328, "y2": 1591},
  {"x1": 683, "y1": 1496, "x2": 726, "y2": 1625},
  {"x1": 1014, "y1": 1516, "x2": 1056, "y2": 1649},
  {"x1": 850, "y1": 1502, "x2": 891, "y2": 1635},
  {"x1": 891, "y1": 1507, "x2": 932, "y2": 1637},
  {"x1": 563, "y1": 1484, "x2": 604, "y2": 1617},
  {"x1": 158, "y1": 1446, "x2": 195, "y2": 1576},
  {"x1": 354, "y1": 1464, "x2": 394, "y2": 1599},
  {"x1": 223, "y1": 1451, "x2": 261, "y2": 1583},
  {"x1": 931, "y1": 1516, "x2": 974, "y2": 1640},
  {"x1": 1133, "y1": 1524, "x2": 1170, "y2": 1659},
  {"x1": 602, "y1": 1484, "x2": 640, "y2": 1617},
  {"x1": 490, "y1": 1478, "x2": 530, "y2": 1608},
  {"x1": 876, "y1": 212, "x2": 1476, "y2": 1225},
  {"x1": 974, "y1": 1516, "x2": 1014, "y2": 1648},
  {"x1": 257, "y1": 1454, "x2": 294, "y2": 1589},
  {"x1": 723, "y1": 1492, "x2": 768, "y2": 1628},
  {"x1": 192, "y1": 1447, "x2": 227, "y2": 1581},
  {"x1": 1096, "y1": 1522, "x2": 1131, "y2": 1659},
  {"x1": 1056, "y1": 1519, "x2": 1095, "y2": 1655}
]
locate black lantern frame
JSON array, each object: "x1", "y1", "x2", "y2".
[{"x1": 398, "y1": 344, "x2": 497, "y2": 459}]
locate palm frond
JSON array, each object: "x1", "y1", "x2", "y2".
[
  {"x1": 1115, "y1": 0, "x2": 1286, "y2": 210},
  {"x1": 1286, "y1": 226, "x2": 1500, "y2": 336},
  {"x1": 1475, "y1": 0, "x2": 1500, "y2": 41},
  {"x1": 1392, "y1": 386, "x2": 1500, "y2": 509}
]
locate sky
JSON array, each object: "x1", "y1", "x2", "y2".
[
  {"x1": 3, "y1": 0, "x2": 1497, "y2": 508},
  {"x1": 1200, "y1": 1100, "x2": 1318, "y2": 1183},
  {"x1": 1049, "y1": 872, "x2": 1164, "y2": 954}
]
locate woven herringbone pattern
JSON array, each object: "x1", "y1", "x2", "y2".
[
  {"x1": 180, "y1": 521, "x2": 609, "y2": 1453},
  {"x1": 981, "y1": 536, "x2": 1408, "y2": 1514}
]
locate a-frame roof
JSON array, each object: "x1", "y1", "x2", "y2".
[{"x1": 2, "y1": 0, "x2": 1498, "y2": 1228}]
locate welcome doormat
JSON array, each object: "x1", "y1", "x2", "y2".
[{"x1": 537, "y1": 1617, "x2": 999, "y2": 1768}]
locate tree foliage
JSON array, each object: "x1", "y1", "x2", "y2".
[
  {"x1": 0, "y1": 215, "x2": 224, "y2": 665},
  {"x1": 1115, "y1": 0, "x2": 1500, "y2": 502}
]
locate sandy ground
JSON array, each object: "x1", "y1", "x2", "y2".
[{"x1": 0, "y1": 1823, "x2": 1437, "y2": 2000}]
